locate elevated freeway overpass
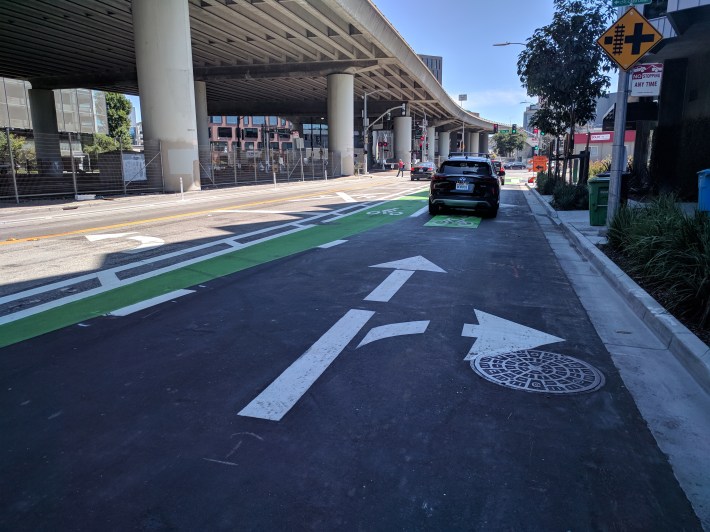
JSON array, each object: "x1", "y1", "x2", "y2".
[{"x1": 0, "y1": 0, "x2": 496, "y2": 190}]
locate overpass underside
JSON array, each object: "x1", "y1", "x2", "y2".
[{"x1": 0, "y1": 0, "x2": 494, "y2": 192}]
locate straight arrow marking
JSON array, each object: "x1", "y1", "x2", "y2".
[
  {"x1": 365, "y1": 256, "x2": 446, "y2": 302},
  {"x1": 364, "y1": 270, "x2": 415, "y2": 302},
  {"x1": 462, "y1": 309, "x2": 564, "y2": 360},
  {"x1": 370, "y1": 256, "x2": 446, "y2": 273},
  {"x1": 238, "y1": 309, "x2": 375, "y2": 421},
  {"x1": 85, "y1": 232, "x2": 137, "y2": 241}
]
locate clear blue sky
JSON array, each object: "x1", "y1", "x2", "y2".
[
  {"x1": 128, "y1": 0, "x2": 557, "y2": 127},
  {"x1": 373, "y1": 0, "x2": 555, "y2": 126}
]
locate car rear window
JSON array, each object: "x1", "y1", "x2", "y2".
[{"x1": 440, "y1": 161, "x2": 492, "y2": 176}]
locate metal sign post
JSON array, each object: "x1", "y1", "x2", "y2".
[{"x1": 596, "y1": 6, "x2": 662, "y2": 224}]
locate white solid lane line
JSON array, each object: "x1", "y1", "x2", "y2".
[
  {"x1": 108, "y1": 289, "x2": 195, "y2": 317},
  {"x1": 238, "y1": 309, "x2": 375, "y2": 421},
  {"x1": 318, "y1": 240, "x2": 348, "y2": 249}
]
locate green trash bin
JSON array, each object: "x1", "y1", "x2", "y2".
[{"x1": 588, "y1": 177, "x2": 610, "y2": 226}]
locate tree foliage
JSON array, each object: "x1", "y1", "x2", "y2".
[
  {"x1": 84, "y1": 133, "x2": 121, "y2": 156},
  {"x1": 517, "y1": 0, "x2": 614, "y2": 143},
  {"x1": 105, "y1": 92, "x2": 133, "y2": 148},
  {"x1": 0, "y1": 132, "x2": 26, "y2": 163},
  {"x1": 493, "y1": 132, "x2": 527, "y2": 157}
]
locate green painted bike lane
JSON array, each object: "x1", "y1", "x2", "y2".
[{"x1": 0, "y1": 193, "x2": 427, "y2": 348}]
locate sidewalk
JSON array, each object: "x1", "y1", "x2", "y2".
[{"x1": 528, "y1": 185, "x2": 710, "y2": 394}]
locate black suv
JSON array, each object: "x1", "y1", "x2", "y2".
[{"x1": 428, "y1": 155, "x2": 500, "y2": 218}]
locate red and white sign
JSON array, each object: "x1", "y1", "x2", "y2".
[
  {"x1": 574, "y1": 131, "x2": 636, "y2": 144},
  {"x1": 629, "y1": 62, "x2": 663, "y2": 97}
]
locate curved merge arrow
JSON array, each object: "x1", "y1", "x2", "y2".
[
  {"x1": 462, "y1": 309, "x2": 564, "y2": 360},
  {"x1": 365, "y1": 256, "x2": 446, "y2": 302},
  {"x1": 357, "y1": 320, "x2": 430, "y2": 348}
]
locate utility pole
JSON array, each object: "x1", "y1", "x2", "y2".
[{"x1": 458, "y1": 94, "x2": 467, "y2": 153}]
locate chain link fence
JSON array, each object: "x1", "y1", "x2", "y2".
[
  {"x1": 1, "y1": 129, "x2": 341, "y2": 203},
  {"x1": 198, "y1": 145, "x2": 335, "y2": 188}
]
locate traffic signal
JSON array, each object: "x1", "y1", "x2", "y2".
[
  {"x1": 533, "y1": 127, "x2": 539, "y2": 135},
  {"x1": 493, "y1": 124, "x2": 498, "y2": 133},
  {"x1": 512, "y1": 124, "x2": 517, "y2": 134}
]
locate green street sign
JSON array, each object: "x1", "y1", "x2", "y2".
[
  {"x1": 612, "y1": 0, "x2": 651, "y2": 6},
  {"x1": 500, "y1": 129, "x2": 510, "y2": 134}
]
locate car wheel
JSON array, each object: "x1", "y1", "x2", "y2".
[
  {"x1": 481, "y1": 207, "x2": 498, "y2": 219},
  {"x1": 428, "y1": 200, "x2": 438, "y2": 215}
]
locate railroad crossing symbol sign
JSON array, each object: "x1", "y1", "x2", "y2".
[{"x1": 597, "y1": 7, "x2": 662, "y2": 71}]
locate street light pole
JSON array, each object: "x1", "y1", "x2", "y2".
[
  {"x1": 458, "y1": 94, "x2": 467, "y2": 153},
  {"x1": 362, "y1": 89, "x2": 387, "y2": 175}
]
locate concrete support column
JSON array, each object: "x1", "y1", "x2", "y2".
[
  {"x1": 28, "y1": 89, "x2": 62, "y2": 177},
  {"x1": 479, "y1": 132, "x2": 489, "y2": 155},
  {"x1": 426, "y1": 126, "x2": 436, "y2": 161},
  {"x1": 133, "y1": 0, "x2": 200, "y2": 192},
  {"x1": 438, "y1": 131, "x2": 450, "y2": 160},
  {"x1": 394, "y1": 115, "x2": 412, "y2": 165},
  {"x1": 469, "y1": 131, "x2": 479, "y2": 154},
  {"x1": 327, "y1": 73, "x2": 354, "y2": 176},
  {"x1": 194, "y1": 81, "x2": 209, "y2": 151}
]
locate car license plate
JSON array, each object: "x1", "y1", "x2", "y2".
[{"x1": 455, "y1": 183, "x2": 469, "y2": 191}]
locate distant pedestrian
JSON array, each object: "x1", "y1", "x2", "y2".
[{"x1": 396, "y1": 159, "x2": 405, "y2": 177}]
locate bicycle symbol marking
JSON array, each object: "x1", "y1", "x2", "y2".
[
  {"x1": 424, "y1": 215, "x2": 481, "y2": 229},
  {"x1": 367, "y1": 207, "x2": 404, "y2": 216}
]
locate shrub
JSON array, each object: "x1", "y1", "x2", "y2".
[
  {"x1": 536, "y1": 171, "x2": 556, "y2": 195},
  {"x1": 589, "y1": 157, "x2": 611, "y2": 177},
  {"x1": 607, "y1": 195, "x2": 710, "y2": 327},
  {"x1": 551, "y1": 183, "x2": 589, "y2": 210}
]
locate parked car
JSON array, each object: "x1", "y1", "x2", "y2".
[
  {"x1": 410, "y1": 161, "x2": 435, "y2": 180},
  {"x1": 429, "y1": 155, "x2": 500, "y2": 218},
  {"x1": 504, "y1": 161, "x2": 526, "y2": 170},
  {"x1": 491, "y1": 160, "x2": 506, "y2": 185}
]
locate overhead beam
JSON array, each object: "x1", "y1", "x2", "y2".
[{"x1": 194, "y1": 59, "x2": 381, "y2": 80}]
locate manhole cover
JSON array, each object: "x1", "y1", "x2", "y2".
[{"x1": 471, "y1": 350, "x2": 605, "y2": 394}]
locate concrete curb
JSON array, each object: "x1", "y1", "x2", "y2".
[{"x1": 528, "y1": 186, "x2": 710, "y2": 394}]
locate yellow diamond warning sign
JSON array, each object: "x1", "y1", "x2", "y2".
[{"x1": 597, "y1": 7, "x2": 662, "y2": 71}]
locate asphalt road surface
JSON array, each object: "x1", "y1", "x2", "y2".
[{"x1": 0, "y1": 175, "x2": 702, "y2": 530}]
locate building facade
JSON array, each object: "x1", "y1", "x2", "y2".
[
  {"x1": 0, "y1": 77, "x2": 108, "y2": 135},
  {"x1": 418, "y1": 55, "x2": 443, "y2": 85},
  {"x1": 643, "y1": 0, "x2": 710, "y2": 197}
]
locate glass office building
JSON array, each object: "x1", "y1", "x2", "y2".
[{"x1": 0, "y1": 77, "x2": 108, "y2": 134}]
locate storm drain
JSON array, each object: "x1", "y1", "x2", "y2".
[{"x1": 471, "y1": 350, "x2": 605, "y2": 394}]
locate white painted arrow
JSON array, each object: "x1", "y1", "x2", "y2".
[
  {"x1": 365, "y1": 256, "x2": 446, "y2": 302},
  {"x1": 357, "y1": 320, "x2": 429, "y2": 348},
  {"x1": 85, "y1": 232, "x2": 164, "y2": 253},
  {"x1": 85, "y1": 232, "x2": 137, "y2": 241},
  {"x1": 123, "y1": 236, "x2": 165, "y2": 253},
  {"x1": 461, "y1": 309, "x2": 564, "y2": 360}
]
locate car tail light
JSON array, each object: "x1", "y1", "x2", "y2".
[{"x1": 432, "y1": 173, "x2": 446, "y2": 181}]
